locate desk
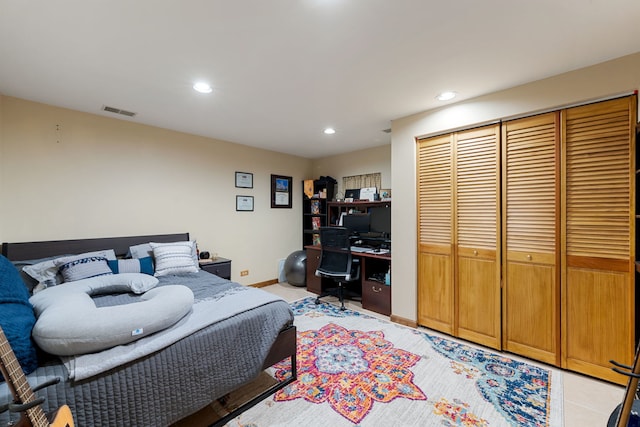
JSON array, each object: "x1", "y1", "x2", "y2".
[{"x1": 305, "y1": 245, "x2": 391, "y2": 316}]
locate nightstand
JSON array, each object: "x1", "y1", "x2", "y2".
[{"x1": 199, "y1": 257, "x2": 232, "y2": 280}]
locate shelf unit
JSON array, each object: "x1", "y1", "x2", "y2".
[{"x1": 302, "y1": 179, "x2": 335, "y2": 247}]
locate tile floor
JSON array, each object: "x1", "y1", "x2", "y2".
[{"x1": 261, "y1": 281, "x2": 626, "y2": 427}]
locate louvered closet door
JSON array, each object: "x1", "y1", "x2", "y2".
[
  {"x1": 562, "y1": 96, "x2": 636, "y2": 384},
  {"x1": 502, "y1": 113, "x2": 560, "y2": 365},
  {"x1": 417, "y1": 134, "x2": 454, "y2": 334},
  {"x1": 455, "y1": 124, "x2": 501, "y2": 349}
]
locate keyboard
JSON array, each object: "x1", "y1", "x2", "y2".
[{"x1": 350, "y1": 246, "x2": 390, "y2": 255}]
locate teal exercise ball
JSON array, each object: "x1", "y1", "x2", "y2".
[{"x1": 284, "y1": 250, "x2": 307, "y2": 287}]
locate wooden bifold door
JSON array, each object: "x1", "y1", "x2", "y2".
[
  {"x1": 417, "y1": 95, "x2": 636, "y2": 384},
  {"x1": 417, "y1": 124, "x2": 501, "y2": 350},
  {"x1": 502, "y1": 112, "x2": 561, "y2": 366},
  {"x1": 561, "y1": 97, "x2": 636, "y2": 383}
]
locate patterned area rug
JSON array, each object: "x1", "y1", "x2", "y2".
[{"x1": 227, "y1": 297, "x2": 563, "y2": 426}]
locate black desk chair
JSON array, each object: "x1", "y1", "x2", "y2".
[{"x1": 314, "y1": 227, "x2": 361, "y2": 311}]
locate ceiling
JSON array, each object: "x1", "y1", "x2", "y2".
[{"x1": 1, "y1": 1, "x2": 640, "y2": 159}]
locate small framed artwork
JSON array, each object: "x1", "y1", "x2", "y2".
[
  {"x1": 236, "y1": 195, "x2": 254, "y2": 211},
  {"x1": 235, "y1": 171, "x2": 253, "y2": 188},
  {"x1": 271, "y1": 174, "x2": 292, "y2": 208},
  {"x1": 344, "y1": 188, "x2": 360, "y2": 200}
]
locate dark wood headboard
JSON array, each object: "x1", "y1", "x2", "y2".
[{"x1": 1, "y1": 233, "x2": 190, "y2": 261}]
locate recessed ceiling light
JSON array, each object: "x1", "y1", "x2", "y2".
[
  {"x1": 436, "y1": 91, "x2": 457, "y2": 101},
  {"x1": 193, "y1": 82, "x2": 213, "y2": 93},
  {"x1": 323, "y1": 128, "x2": 336, "y2": 135}
]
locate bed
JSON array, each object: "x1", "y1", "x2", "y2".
[{"x1": 0, "y1": 233, "x2": 297, "y2": 427}]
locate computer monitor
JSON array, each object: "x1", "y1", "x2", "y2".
[
  {"x1": 369, "y1": 206, "x2": 391, "y2": 237},
  {"x1": 343, "y1": 213, "x2": 370, "y2": 235}
]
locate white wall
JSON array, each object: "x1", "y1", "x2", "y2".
[
  {"x1": 391, "y1": 51, "x2": 640, "y2": 322},
  {"x1": 0, "y1": 96, "x2": 312, "y2": 285}
]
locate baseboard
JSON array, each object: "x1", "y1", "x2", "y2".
[
  {"x1": 250, "y1": 278, "x2": 279, "y2": 288},
  {"x1": 390, "y1": 314, "x2": 417, "y2": 328}
]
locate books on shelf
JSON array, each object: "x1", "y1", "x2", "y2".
[
  {"x1": 303, "y1": 179, "x2": 314, "y2": 199},
  {"x1": 310, "y1": 199, "x2": 320, "y2": 214},
  {"x1": 312, "y1": 217, "x2": 321, "y2": 230}
]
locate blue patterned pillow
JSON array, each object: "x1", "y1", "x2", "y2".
[
  {"x1": 107, "y1": 257, "x2": 154, "y2": 275},
  {"x1": 0, "y1": 255, "x2": 38, "y2": 380},
  {"x1": 54, "y1": 253, "x2": 113, "y2": 283}
]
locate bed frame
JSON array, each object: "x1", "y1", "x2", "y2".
[
  {"x1": 2, "y1": 232, "x2": 297, "y2": 427},
  {"x1": 2, "y1": 232, "x2": 192, "y2": 260}
]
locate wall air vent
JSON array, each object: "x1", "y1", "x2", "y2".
[{"x1": 102, "y1": 105, "x2": 137, "y2": 117}]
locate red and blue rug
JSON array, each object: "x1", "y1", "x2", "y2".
[{"x1": 229, "y1": 297, "x2": 563, "y2": 426}]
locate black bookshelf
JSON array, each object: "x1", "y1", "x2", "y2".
[{"x1": 302, "y1": 178, "x2": 335, "y2": 247}]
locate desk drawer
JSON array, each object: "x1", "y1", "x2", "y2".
[
  {"x1": 305, "y1": 248, "x2": 322, "y2": 294},
  {"x1": 362, "y1": 280, "x2": 391, "y2": 316}
]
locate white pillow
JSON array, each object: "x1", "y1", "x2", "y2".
[
  {"x1": 150, "y1": 241, "x2": 199, "y2": 277},
  {"x1": 128, "y1": 243, "x2": 153, "y2": 259},
  {"x1": 23, "y1": 260, "x2": 61, "y2": 287},
  {"x1": 130, "y1": 241, "x2": 198, "y2": 264}
]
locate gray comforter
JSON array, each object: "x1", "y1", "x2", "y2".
[{"x1": 0, "y1": 271, "x2": 294, "y2": 426}]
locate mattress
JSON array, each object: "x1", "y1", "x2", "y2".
[{"x1": 0, "y1": 270, "x2": 294, "y2": 426}]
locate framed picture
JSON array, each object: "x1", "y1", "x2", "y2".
[
  {"x1": 236, "y1": 195, "x2": 254, "y2": 211},
  {"x1": 271, "y1": 174, "x2": 292, "y2": 208},
  {"x1": 235, "y1": 171, "x2": 253, "y2": 188},
  {"x1": 344, "y1": 188, "x2": 361, "y2": 200}
]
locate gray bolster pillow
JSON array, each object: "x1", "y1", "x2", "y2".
[{"x1": 29, "y1": 274, "x2": 194, "y2": 356}]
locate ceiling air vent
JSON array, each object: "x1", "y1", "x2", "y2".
[{"x1": 102, "y1": 105, "x2": 137, "y2": 117}]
